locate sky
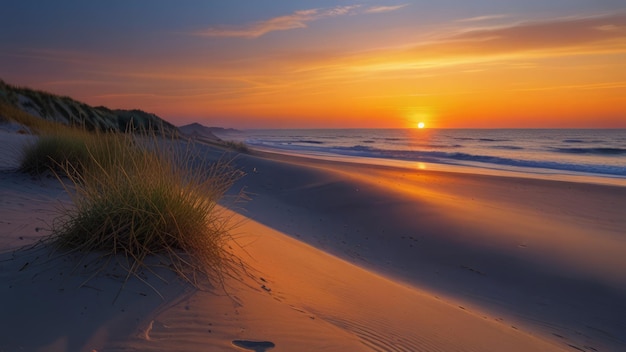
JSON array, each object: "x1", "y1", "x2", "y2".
[{"x1": 1, "y1": 1, "x2": 625, "y2": 128}]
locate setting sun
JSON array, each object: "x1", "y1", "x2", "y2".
[{"x1": 417, "y1": 122, "x2": 425, "y2": 129}]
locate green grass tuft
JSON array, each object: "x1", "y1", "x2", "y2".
[
  {"x1": 22, "y1": 129, "x2": 244, "y2": 290},
  {"x1": 19, "y1": 130, "x2": 92, "y2": 175}
]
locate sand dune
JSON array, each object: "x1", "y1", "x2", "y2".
[{"x1": 1, "y1": 130, "x2": 624, "y2": 351}]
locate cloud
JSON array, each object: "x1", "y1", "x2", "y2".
[
  {"x1": 335, "y1": 13, "x2": 626, "y2": 74},
  {"x1": 195, "y1": 4, "x2": 406, "y2": 38},
  {"x1": 437, "y1": 13, "x2": 626, "y2": 55},
  {"x1": 356, "y1": 12, "x2": 626, "y2": 67},
  {"x1": 195, "y1": 5, "x2": 361, "y2": 38},
  {"x1": 365, "y1": 4, "x2": 409, "y2": 14},
  {"x1": 456, "y1": 14, "x2": 510, "y2": 23}
]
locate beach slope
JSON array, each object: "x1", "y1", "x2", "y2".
[{"x1": 2, "y1": 130, "x2": 624, "y2": 351}]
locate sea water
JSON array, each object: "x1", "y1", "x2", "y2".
[{"x1": 222, "y1": 129, "x2": 626, "y2": 184}]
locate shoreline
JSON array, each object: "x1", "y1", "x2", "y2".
[
  {"x1": 230, "y1": 144, "x2": 626, "y2": 350},
  {"x1": 224, "y1": 127, "x2": 626, "y2": 186},
  {"x1": 246, "y1": 145, "x2": 626, "y2": 187}
]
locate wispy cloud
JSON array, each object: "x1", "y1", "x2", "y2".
[
  {"x1": 511, "y1": 81, "x2": 626, "y2": 92},
  {"x1": 195, "y1": 5, "x2": 360, "y2": 38},
  {"x1": 301, "y1": 12, "x2": 626, "y2": 75},
  {"x1": 437, "y1": 13, "x2": 626, "y2": 56},
  {"x1": 194, "y1": 4, "x2": 406, "y2": 38},
  {"x1": 456, "y1": 14, "x2": 510, "y2": 23},
  {"x1": 365, "y1": 4, "x2": 409, "y2": 14}
]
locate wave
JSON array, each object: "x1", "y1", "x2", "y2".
[
  {"x1": 372, "y1": 149, "x2": 626, "y2": 176},
  {"x1": 370, "y1": 137, "x2": 407, "y2": 142},
  {"x1": 552, "y1": 147, "x2": 626, "y2": 155},
  {"x1": 347, "y1": 145, "x2": 376, "y2": 152},
  {"x1": 247, "y1": 141, "x2": 626, "y2": 176},
  {"x1": 561, "y1": 139, "x2": 608, "y2": 144},
  {"x1": 490, "y1": 145, "x2": 524, "y2": 150},
  {"x1": 297, "y1": 140, "x2": 325, "y2": 145},
  {"x1": 255, "y1": 139, "x2": 326, "y2": 145},
  {"x1": 453, "y1": 137, "x2": 509, "y2": 142},
  {"x1": 480, "y1": 138, "x2": 509, "y2": 142}
]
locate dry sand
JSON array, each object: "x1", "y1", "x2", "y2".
[{"x1": 1, "y1": 129, "x2": 624, "y2": 351}]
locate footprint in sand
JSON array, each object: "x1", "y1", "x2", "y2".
[{"x1": 232, "y1": 340, "x2": 275, "y2": 351}]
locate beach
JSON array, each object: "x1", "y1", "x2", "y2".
[{"x1": 1, "y1": 129, "x2": 625, "y2": 351}]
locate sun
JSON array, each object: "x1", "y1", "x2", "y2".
[{"x1": 417, "y1": 122, "x2": 425, "y2": 129}]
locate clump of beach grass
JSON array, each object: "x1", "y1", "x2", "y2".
[
  {"x1": 20, "y1": 129, "x2": 96, "y2": 176},
  {"x1": 26, "y1": 130, "x2": 244, "y2": 292},
  {"x1": 19, "y1": 128, "x2": 138, "y2": 178}
]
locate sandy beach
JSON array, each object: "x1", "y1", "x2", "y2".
[{"x1": 1, "y1": 129, "x2": 625, "y2": 351}]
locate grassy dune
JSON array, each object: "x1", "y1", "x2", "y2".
[
  {"x1": 0, "y1": 79, "x2": 178, "y2": 134},
  {"x1": 0, "y1": 100, "x2": 67, "y2": 134}
]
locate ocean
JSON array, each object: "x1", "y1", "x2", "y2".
[{"x1": 222, "y1": 129, "x2": 626, "y2": 185}]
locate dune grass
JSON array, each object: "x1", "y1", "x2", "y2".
[
  {"x1": 23, "y1": 129, "x2": 244, "y2": 291},
  {"x1": 0, "y1": 100, "x2": 66, "y2": 134},
  {"x1": 19, "y1": 128, "x2": 141, "y2": 177},
  {"x1": 20, "y1": 129, "x2": 95, "y2": 176},
  {"x1": 223, "y1": 140, "x2": 251, "y2": 154}
]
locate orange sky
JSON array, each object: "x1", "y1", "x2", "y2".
[{"x1": 1, "y1": 3, "x2": 625, "y2": 128}]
